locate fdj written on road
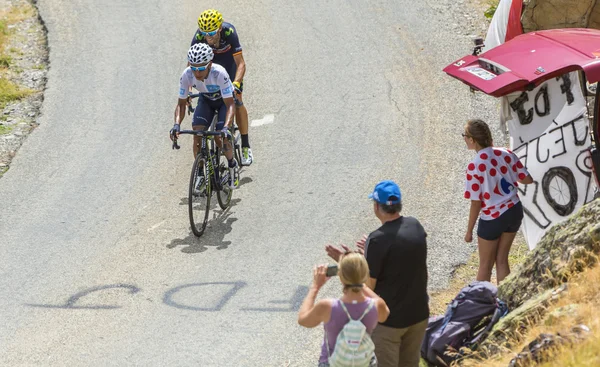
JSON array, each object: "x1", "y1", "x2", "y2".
[
  {"x1": 26, "y1": 283, "x2": 308, "y2": 312},
  {"x1": 502, "y1": 71, "x2": 597, "y2": 247}
]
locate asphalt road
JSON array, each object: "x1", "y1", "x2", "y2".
[{"x1": 0, "y1": 0, "x2": 497, "y2": 365}]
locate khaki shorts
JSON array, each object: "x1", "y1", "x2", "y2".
[{"x1": 371, "y1": 319, "x2": 428, "y2": 367}]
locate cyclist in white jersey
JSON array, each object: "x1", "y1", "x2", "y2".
[{"x1": 171, "y1": 43, "x2": 238, "y2": 189}]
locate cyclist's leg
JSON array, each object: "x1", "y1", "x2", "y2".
[
  {"x1": 192, "y1": 96, "x2": 213, "y2": 157},
  {"x1": 214, "y1": 100, "x2": 234, "y2": 163},
  {"x1": 215, "y1": 100, "x2": 239, "y2": 189},
  {"x1": 234, "y1": 81, "x2": 253, "y2": 165},
  {"x1": 234, "y1": 84, "x2": 249, "y2": 138}
]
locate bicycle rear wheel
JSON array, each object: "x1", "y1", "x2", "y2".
[
  {"x1": 189, "y1": 154, "x2": 211, "y2": 237},
  {"x1": 233, "y1": 125, "x2": 242, "y2": 169},
  {"x1": 216, "y1": 148, "x2": 233, "y2": 210}
]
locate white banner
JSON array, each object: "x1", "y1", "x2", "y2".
[{"x1": 501, "y1": 72, "x2": 598, "y2": 248}]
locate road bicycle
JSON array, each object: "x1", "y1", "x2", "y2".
[{"x1": 171, "y1": 122, "x2": 241, "y2": 237}]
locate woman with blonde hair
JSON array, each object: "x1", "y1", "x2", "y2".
[{"x1": 298, "y1": 252, "x2": 390, "y2": 367}]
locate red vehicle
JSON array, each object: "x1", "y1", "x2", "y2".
[{"x1": 444, "y1": 28, "x2": 600, "y2": 193}]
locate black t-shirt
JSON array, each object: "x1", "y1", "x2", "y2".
[{"x1": 365, "y1": 216, "x2": 429, "y2": 328}]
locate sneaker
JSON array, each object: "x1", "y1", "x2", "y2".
[
  {"x1": 241, "y1": 147, "x2": 253, "y2": 166},
  {"x1": 228, "y1": 161, "x2": 239, "y2": 189},
  {"x1": 193, "y1": 175, "x2": 206, "y2": 196}
]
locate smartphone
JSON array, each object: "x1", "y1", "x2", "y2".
[{"x1": 326, "y1": 264, "x2": 338, "y2": 277}]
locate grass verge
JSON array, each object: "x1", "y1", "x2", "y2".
[
  {"x1": 0, "y1": 78, "x2": 31, "y2": 108},
  {"x1": 0, "y1": 123, "x2": 14, "y2": 135},
  {"x1": 461, "y1": 263, "x2": 600, "y2": 366},
  {"x1": 0, "y1": 3, "x2": 35, "y2": 109}
]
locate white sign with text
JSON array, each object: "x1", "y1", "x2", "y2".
[{"x1": 501, "y1": 72, "x2": 597, "y2": 248}]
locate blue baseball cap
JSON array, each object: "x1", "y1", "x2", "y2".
[{"x1": 368, "y1": 180, "x2": 402, "y2": 205}]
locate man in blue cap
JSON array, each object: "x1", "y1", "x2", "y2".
[{"x1": 326, "y1": 180, "x2": 429, "y2": 367}]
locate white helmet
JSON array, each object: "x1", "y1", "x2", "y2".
[{"x1": 187, "y1": 43, "x2": 213, "y2": 64}]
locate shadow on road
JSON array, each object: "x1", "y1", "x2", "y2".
[
  {"x1": 239, "y1": 176, "x2": 253, "y2": 187},
  {"x1": 167, "y1": 198, "x2": 241, "y2": 253}
]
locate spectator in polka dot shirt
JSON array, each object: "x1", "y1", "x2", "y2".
[{"x1": 463, "y1": 119, "x2": 533, "y2": 284}]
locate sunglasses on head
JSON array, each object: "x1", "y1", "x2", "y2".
[
  {"x1": 200, "y1": 29, "x2": 219, "y2": 37},
  {"x1": 190, "y1": 64, "x2": 209, "y2": 72}
]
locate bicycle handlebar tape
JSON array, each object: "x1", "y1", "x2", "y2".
[
  {"x1": 170, "y1": 127, "x2": 181, "y2": 150},
  {"x1": 172, "y1": 136, "x2": 180, "y2": 150}
]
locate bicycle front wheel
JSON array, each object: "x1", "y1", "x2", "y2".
[{"x1": 189, "y1": 154, "x2": 211, "y2": 237}]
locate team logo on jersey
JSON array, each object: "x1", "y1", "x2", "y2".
[
  {"x1": 179, "y1": 88, "x2": 185, "y2": 95},
  {"x1": 225, "y1": 27, "x2": 234, "y2": 36},
  {"x1": 494, "y1": 177, "x2": 515, "y2": 196},
  {"x1": 206, "y1": 85, "x2": 220, "y2": 93}
]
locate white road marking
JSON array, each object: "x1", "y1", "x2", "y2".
[{"x1": 250, "y1": 114, "x2": 275, "y2": 127}]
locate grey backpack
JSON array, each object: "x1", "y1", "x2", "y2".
[{"x1": 420, "y1": 281, "x2": 508, "y2": 366}]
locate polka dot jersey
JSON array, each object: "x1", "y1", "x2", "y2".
[{"x1": 464, "y1": 147, "x2": 530, "y2": 220}]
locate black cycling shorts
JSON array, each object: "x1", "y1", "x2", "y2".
[{"x1": 192, "y1": 96, "x2": 226, "y2": 130}]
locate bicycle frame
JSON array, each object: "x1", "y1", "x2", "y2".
[
  {"x1": 173, "y1": 130, "x2": 228, "y2": 191},
  {"x1": 186, "y1": 93, "x2": 243, "y2": 171},
  {"x1": 199, "y1": 135, "x2": 229, "y2": 191}
]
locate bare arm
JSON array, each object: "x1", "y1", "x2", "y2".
[
  {"x1": 366, "y1": 277, "x2": 377, "y2": 291},
  {"x1": 466, "y1": 200, "x2": 482, "y2": 242},
  {"x1": 222, "y1": 96, "x2": 236, "y2": 129},
  {"x1": 233, "y1": 53, "x2": 246, "y2": 83},
  {"x1": 518, "y1": 174, "x2": 534, "y2": 185},
  {"x1": 298, "y1": 265, "x2": 331, "y2": 328},
  {"x1": 362, "y1": 282, "x2": 390, "y2": 323},
  {"x1": 174, "y1": 98, "x2": 187, "y2": 125},
  {"x1": 297, "y1": 286, "x2": 331, "y2": 328}
]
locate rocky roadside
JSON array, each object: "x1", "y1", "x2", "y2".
[{"x1": 0, "y1": 0, "x2": 47, "y2": 177}]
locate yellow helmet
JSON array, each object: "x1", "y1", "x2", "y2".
[{"x1": 197, "y1": 9, "x2": 223, "y2": 32}]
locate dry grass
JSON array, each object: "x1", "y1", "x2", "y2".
[
  {"x1": 0, "y1": 3, "x2": 34, "y2": 108},
  {"x1": 0, "y1": 77, "x2": 30, "y2": 107},
  {"x1": 460, "y1": 263, "x2": 600, "y2": 367},
  {"x1": 0, "y1": 123, "x2": 14, "y2": 135},
  {"x1": 0, "y1": 3, "x2": 35, "y2": 25}
]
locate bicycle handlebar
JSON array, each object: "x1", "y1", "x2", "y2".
[{"x1": 171, "y1": 129, "x2": 228, "y2": 150}]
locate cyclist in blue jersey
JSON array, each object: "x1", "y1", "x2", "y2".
[
  {"x1": 192, "y1": 9, "x2": 253, "y2": 166},
  {"x1": 171, "y1": 43, "x2": 238, "y2": 189}
]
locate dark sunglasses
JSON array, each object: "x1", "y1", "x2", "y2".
[{"x1": 461, "y1": 133, "x2": 471, "y2": 138}]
